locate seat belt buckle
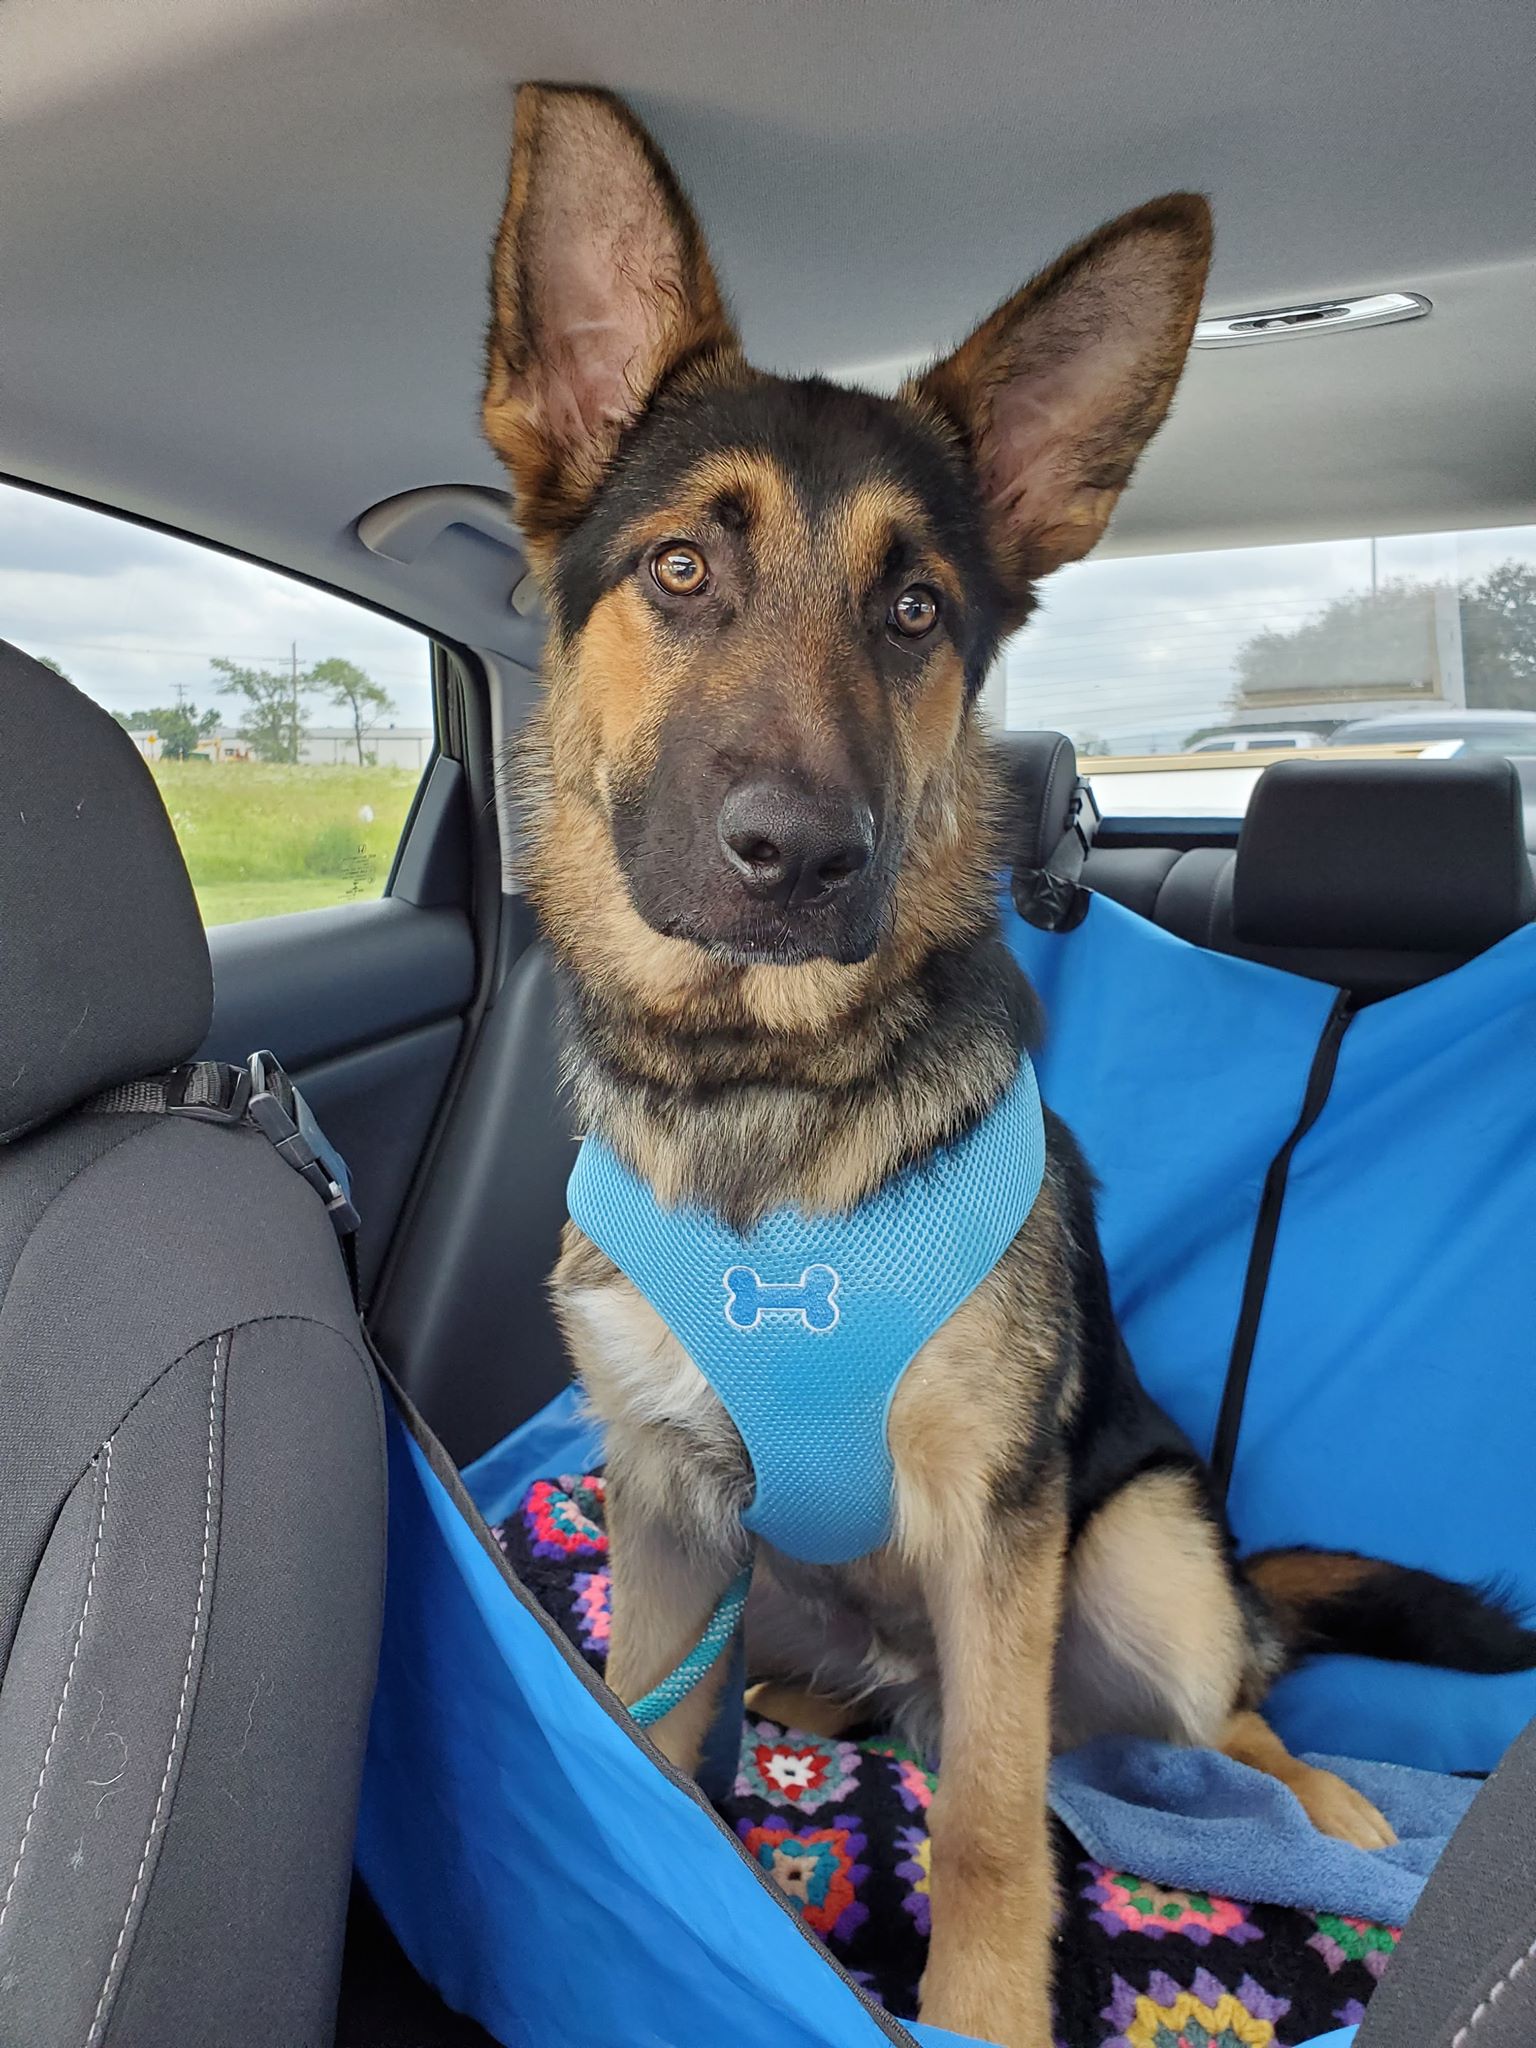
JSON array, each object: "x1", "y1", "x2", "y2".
[{"x1": 245, "y1": 1051, "x2": 362, "y2": 1240}]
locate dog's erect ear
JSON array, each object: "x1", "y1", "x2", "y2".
[
  {"x1": 483, "y1": 84, "x2": 739, "y2": 549},
  {"x1": 911, "y1": 195, "x2": 1211, "y2": 593}
]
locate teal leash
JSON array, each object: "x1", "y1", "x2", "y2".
[{"x1": 628, "y1": 1555, "x2": 755, "y2": 1729}]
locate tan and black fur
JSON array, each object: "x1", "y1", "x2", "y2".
[{"x1": 482, "y1": 86, "x2": 1536, "y2": 2048}]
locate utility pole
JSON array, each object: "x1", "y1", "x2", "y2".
[
  {"x1": 290, "y1": 640, "x2": 301, "y2": 764},
  {"x1": 1370, "y1": 537, "x2": 1378, "y2": 595},
  {"x1": 171, "y1": 679, "x2": 188, "y2": 711}
]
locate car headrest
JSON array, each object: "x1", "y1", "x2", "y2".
[
  {"x1": 0, "y1": 640, "x2": 213, "y2": 1143},
  {"x1": 1233, "y1": 756, "x2": 1536, "y2": 956},
  {"x1": 997, "y1": 730, "x2": 1079, "y2": 873}
]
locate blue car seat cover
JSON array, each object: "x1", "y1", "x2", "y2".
[
  {"x1": 354, "y1": 889, "x2": 1536, "y2": 2048},
  {"x1": 1008, "y1": 893, "x2": 1536, "y2": 1775},
  {"x1": 567, "y1": 1054, "x2": 1047, "y2": 1565}
]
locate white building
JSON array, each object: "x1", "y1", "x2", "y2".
[
  {"x1": 128, "y1": 724, "x2": 432, "y2": 768},
  {"x1": 297, "y1": 725, "x2": 433, "y2": 769}
]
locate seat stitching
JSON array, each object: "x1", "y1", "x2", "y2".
[
  {"x1": 1452, "y1": 1933, "x2": 1536, "y2": 2047},
  {"x1": 86, "y1": 1331, "x2": 226, "y2": 2047},
  {"x1": 1206, "y1": 858, "x2": 1226, "y2": 950},
  {"x1": 1038, "y1": 740, "x2": 1070, "y2": 868},
  {"x1": 0, "y1": 1439, "x2": 113, "y2": 1935},
  {"x1": 1150, "y1": 856, "x2": 1177, "y2": 927},
  {"x1": 50, "y1": 1311, "x2": 372, "y2": 1521}
]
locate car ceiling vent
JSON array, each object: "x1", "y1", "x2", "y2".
[{"x1": 1192, "y1": 290, "x2": 1431, "y2": 348}]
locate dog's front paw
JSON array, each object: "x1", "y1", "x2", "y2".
[{"x1": 1289, "y1": 1763, "x2": 1398, "y2": 1849}]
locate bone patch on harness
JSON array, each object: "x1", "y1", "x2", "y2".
[{"x1": 723, "y1": 1263, "x2": 840, "y2": 1332}]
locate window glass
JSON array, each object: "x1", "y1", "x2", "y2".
[
  {"x1": 1, "y1": 480, "x2": 433, "y2": 924},
  {"x1": 998, "y1": 524, "x2": 1536, "y2": 816}
]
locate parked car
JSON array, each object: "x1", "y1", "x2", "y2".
[
  {"x1": 1186, "y1": 729, "x2": 1323, "y2": 752},
  {"x1": 1328, "y1": 709, "x2": 1536, "y2": 756}
]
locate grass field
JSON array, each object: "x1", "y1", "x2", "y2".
[{"x1": 150, "y1": 760, "x2": 423, "y2": 927}]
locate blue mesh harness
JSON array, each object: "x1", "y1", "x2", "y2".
[{"x1": 566, "y1": 1054, "x2": 1047, "y2": 1569}]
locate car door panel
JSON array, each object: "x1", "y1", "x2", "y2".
[{"x1": 203, "y1": 897, "x2": 477, "y2": 1299}]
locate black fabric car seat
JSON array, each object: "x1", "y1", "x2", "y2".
[
  {"x1": 1002, "y1": 732, "x2": 1536, "y2": 997},
  {"x1": 0, "y1": 642, "x2": 386, "y2": 2048},
  {"x1": 1356, "y1": 1709, "x2": 1536, "y2": 2048}
]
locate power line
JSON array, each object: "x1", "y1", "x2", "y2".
[
  {"x1": 1029, "y1": 593, "x2": 1375, "y2": 631},
  {"x1": 16, "y1": 636, "x2": 427, "y2": 679}
]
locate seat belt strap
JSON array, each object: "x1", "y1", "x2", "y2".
[{"x1": 89, "y1": 1050, "x2": 361, "y2": 1297}]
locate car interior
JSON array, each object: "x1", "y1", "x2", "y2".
[{"x1": 3, "y1": 3, "x2": 1535, "y2": 2045}]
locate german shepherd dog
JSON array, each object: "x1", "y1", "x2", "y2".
[{"x1": 482, "y1": 86, "x2": 1536, "y2": 2047}]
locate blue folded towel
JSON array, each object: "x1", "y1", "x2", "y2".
[{"x1": 1048, "y1": 1736, "x2": 1477, "y2": 1926}]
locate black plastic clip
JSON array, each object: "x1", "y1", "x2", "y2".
[
  {"x1": 244, "y1": 1049, "x2": 361, "y2": 1240},
  {"x1": 1011, "y1": 777, "x2": 1100, "y2": 933}
]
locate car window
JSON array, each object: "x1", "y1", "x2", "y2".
[
  {"x1": 996, "y1": 522, "x2": 1536, "y2": 815},
  {"x1": 1, "y1": 480, "x2": 433, "y2": 926}
]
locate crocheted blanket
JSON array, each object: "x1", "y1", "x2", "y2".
[{"x1": 499, "y1": 1472, "x2": 1396, "y2": 2047}]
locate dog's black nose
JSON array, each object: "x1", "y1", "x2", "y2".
[{"x1": 718, "y1": 779, "x2": 875, "y2": 910}]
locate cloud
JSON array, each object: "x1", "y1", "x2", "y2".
[
  {"x1": 1004, "y1": 523, "x2": 1536, "y2": 747},
  {"x1": 1, "y1": 481, "x2": 433, "y2": 725},
  {"x1": 0, "y1": 488, "x2": 173, "y2": 576}
]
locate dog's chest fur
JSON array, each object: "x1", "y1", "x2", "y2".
[{"x1": 560, "y1": 1266, "x2": 755, "y2": 1550}]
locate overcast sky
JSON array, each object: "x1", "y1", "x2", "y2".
[
  {"x1": 3, "y1": 479, "x2": 1532, "y2": 751},
  {"x1": 1005, "y1": 523, "x2": 1536, "y2": 747},
  {"x1": 0, "y1": 482, "x2": 432, "y2": 728}
]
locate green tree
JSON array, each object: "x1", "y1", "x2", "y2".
[
  {"x1": 112, "y1": 703, "x2": 220, "y2": 758},
  {"x1": 212, "y1": 656, "x2": 306, "y2": 763},
  {"x1": 307, "y1": 656, "x2": 396, "y2": 765},
  {"x1": 37, "y1": 656, "x2": 73, "y2": 682},
  {"x1": 1459, "y1": 561, "x2": 1536, "y2": 711}
]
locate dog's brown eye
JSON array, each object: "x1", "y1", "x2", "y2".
[
  {"x1": 652, "y1": 544, "x2": 709, "y2": 596},
  {"x1": 890, "y1": 585, "x2": 939, "y2": 638}
]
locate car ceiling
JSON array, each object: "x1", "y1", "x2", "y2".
[{"x1": 3, "y1": 0, "x2": 1534, "y2": 669}]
